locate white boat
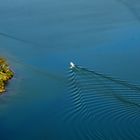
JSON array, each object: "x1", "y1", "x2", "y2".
[{"x1": 70, "y1": 62, "x2": 75, "y2": 68}]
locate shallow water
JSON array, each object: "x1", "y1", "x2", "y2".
[{"x1": 0, "y1": 0, "x2": 140, "y2": 139}]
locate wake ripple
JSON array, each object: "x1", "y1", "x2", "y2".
[{"x1": 63, "y1": 64, "x2": 140, "y2": 140}]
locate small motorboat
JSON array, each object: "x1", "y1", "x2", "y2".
[{"x1": 70, "y1": 62, "x2": 75, "y2": 68}]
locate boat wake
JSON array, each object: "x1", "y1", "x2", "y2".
[{"x1": 62, "y1": 62, "x2": 140, "y2": 139}]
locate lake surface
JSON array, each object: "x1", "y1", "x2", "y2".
[{"x1": 0, "y1": 0, "x2": 140, "y2": 139}]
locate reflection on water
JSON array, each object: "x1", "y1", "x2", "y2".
[{"x1": 0, "y1": 0, "x2": 140, "y2": 139}]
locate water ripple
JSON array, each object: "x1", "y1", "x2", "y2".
[{"x1": 64, "y1": 63, "x2": 140, "y2": 139}]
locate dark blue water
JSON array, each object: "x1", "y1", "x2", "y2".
[{"x1": 0, "y1": 0, "x2": 140, "y2": 139}]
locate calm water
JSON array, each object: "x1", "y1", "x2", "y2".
[{"x1": 0, "y1": 0, "x2": 140, "y2": 139}]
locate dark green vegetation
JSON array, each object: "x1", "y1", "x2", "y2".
[{"x1": 0, "y1": 58, "x2": 14, "y2": 93}]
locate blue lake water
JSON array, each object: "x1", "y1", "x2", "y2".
[{"x1": 0, "y1": 0, "x2": 140, "y2": 139}]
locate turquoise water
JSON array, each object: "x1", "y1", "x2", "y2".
[{"x1": 0, "y1": 0, "x2": 140, "y2": 139}]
